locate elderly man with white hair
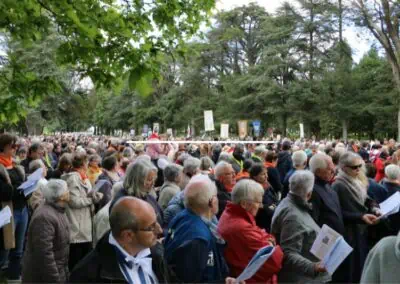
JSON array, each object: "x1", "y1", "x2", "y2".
[
  {"x1": 218, "y1": 179, "x2": 284, "y2": 283},
  {"x1": 282, "y1": 150, "x2": 308, "y2": 198},
  {"x1": 213, "y1": 161, "x2": 236, "y2": 218},
  {"x1": 380, "y1": 164, "x2": 400, "y2": 236},
  {"x1": 164, "y1": 175, "x2": 237, "y2": 283},
  {"x1": 381, "y1": 164, "x2": 400, "y2": 200},
  {"x1": 309, "y1": 153, "x2": 348, "y2": 283},
  {"x1": 22, "y1": 179, "x2": 70, "y2": 283},
  {"x1": 271, "y1": 171, "x2": 330, "y2": 283}
]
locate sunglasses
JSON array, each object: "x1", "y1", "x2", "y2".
[{"x1": 347, "y1": 164, "x2": 362, "y2": 170}]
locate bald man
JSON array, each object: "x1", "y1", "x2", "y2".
[
  {"x1": 69, "y1": 197, "x2": 171, "y2": 283},
  {"x1": 164, "y1": 175, "x2": 236, "y2": 283}
]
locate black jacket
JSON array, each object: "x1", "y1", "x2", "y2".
[
  {"x1": 69, "y1": 232, "x2": 171, "y2": 283},
  {"x1": 311, "y1": 177, "x2": 349, "y2": 283},
  {"x1": 266, "y1": 167, "x2": 282, "y2": 195},
  {"x1": 277, "y1": 151, "x2": 292, "y2": 184},
  {"x1": 209, "y1": 175, "x2": 231, "y2": 219},
  {"x1": 359, "y1": 148, "x2": 369, "y2": 162},
  {"x1": 332, "y1": 179, "x2": 377, "y2": 283},
  {"x1": 311, "y1": 177, "x2": 345, "y2": 235}
]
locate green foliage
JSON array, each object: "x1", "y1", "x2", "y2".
[
  {"x1": 2, "y1": 1, "x2": 400, "y2": 139},
  {"x1": 0, "y1": 0, "x2": 215, "y2": 122}
]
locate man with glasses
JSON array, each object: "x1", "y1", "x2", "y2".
[
  {"x1": 164, "y1": 175, "x2": 238, "y2": 283},
  {"x1": 213, "y1": 161, "x2": 236, "y2": 218},
  {"x1": 70, "y1": 196, "x2": 171, "y2": 283}
]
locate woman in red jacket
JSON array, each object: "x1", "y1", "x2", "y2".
[{"x1": 217, "y1": 179, "x2": 284, "y2": 283}]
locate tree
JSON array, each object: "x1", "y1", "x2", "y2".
[
  {"x1": 352, "y1": 0, "x2": 400, "y2": 140},
  {"x1": 1, "y1": 0, "x2": 216, "y2": 121}
]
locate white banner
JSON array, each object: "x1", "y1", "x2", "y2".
[
  {"x1": 238, "y1": 120, "x2": 248, "y2": 139},
  {"x1": 220, "y1": 124, "x2": 229, "y2": 138},
  {"x1": 300, "y1": 123, "x2": 304, "y2": 138},
  {"x1": 204, "y1": 110, "x2": 215, "y2": 131}
]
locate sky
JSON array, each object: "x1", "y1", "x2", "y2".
[{"x1": 215, "y1": 0, "x2": 372, "y2": 62}]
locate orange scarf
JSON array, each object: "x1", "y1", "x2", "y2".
[
  {"x1": 0, "y1": 153, "x2": 13, "y2": 169},
  {"x1": 219, "y1": 177, "x2": 236, "y2": 193},
  {"x1": 236, "y1": 171, "x2": 249, "y2": 181},
  {"x1": 73, "y1": 168, "x2": 88, "y2": 181},
  {"x1": 264, "y1": 162, "x2": 275, "y2": 168}
]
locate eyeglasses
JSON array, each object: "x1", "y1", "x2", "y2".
[
  {"x1": 347, "y1": 164, "x2": 362, "y2": 170},
  {"x1": 139, "y1": 222, "x2": 160, "y2": 232}
]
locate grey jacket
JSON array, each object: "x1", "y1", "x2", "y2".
[
  {"x1": 361, "y1": 232, "x2": 400, "y2": 283},
  {"x1": 62, "y1": 172, "x2": 95, "y2": 244},
  {"x1": 271, "y1": 193, "x2": 330, "y2": 283},
  {"x1": 158, "y1": 181, "x2": 181, "y2": 210}
]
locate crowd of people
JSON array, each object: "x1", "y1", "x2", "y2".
[{"x1": 0, "y1": 132, "x2": 399, "y2": 283}]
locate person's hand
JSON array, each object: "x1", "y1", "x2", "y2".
[
  {"x1": 373, "y1": 208, "x2": 382, "y2": 217},
  {"x1": 266, "y1": 237, "x2": 276, "y2": 246},
  {"x1": 90, "y1": 191, "x2": 103, "y2": 203},
  {"x1": 225, "y1": 277, "x2": 245, "y2": 284},
  {"x1": 314, "y1": 262, "x2": 327, "y2": 273},
  {"x1": 362, "y1": 214, "x2": 378, "y2": 225}
]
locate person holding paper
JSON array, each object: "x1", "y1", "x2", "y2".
[
  {"x1": 0, "y1": 133, "x2": 26, "y2": 280},
  {"x1": 22, "y1": 179, "x2": 70, "y2": 283},
  {"x1": 271, "y1": 171, "x2": 331, "y2": 283},
  {"x1": 27, "y1": 159, "x2": 48, "y2": 211},
  {"x1": 381, "y1": 164, "x2": 400, "y2": 202},
  {"x1": 218, "y1": 179, "x2": 284, "y2": 283},
  {"x1": 309, "y1": 153, "x2": 349, "y2": 283},
  {"x1": 379, "y1": 164, "x2": 400, "y2": 235},
  {"x1": 332, "y1": 152, "x2": 381, "y2": 283}
]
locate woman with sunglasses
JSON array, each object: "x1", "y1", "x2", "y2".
[
  {"x1": 0, "y1": 133, "x2": 27, "y2": 280},
  {"x1": 332, "y1": 151, "x2": 381, "y2": 283}
]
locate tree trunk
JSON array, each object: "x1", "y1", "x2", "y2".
[
  {"x1": 282, "y1": 113, "x2": 287, "y2": 137},
  {"x1": 388, "y1": 59, "x2": 400, "y2": 141},
  {"x1": 342, "y1": 119, "x2": 348, "y2": 142}
]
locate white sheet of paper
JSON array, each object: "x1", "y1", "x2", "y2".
[
  {"x1": 322, "y1": 237, "x2": 353, "y2": 275},
  {"x1": 18, "y1": 168, "x2": 45, "y2": 196},
  {"x1": 27, "y1": 167, "x2": 43, "y2": 182},
  {"x1": 311, "y1": 225, "x2": 353, "y2": 275},
  {"x1": 379, "y1": 191, "x2": 400, "y2": 217},
  {"x1": 236, "y1": 246, "x2": 275, "y2": 282},
  {"x1": 0, "y1": 206, "x2": 12, "y2": 229},
  {"x1": 310, "y1": 224, "x2": 341, "y2": 260}
]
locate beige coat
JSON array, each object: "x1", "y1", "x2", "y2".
[{"x1": 62, "y1": 172, "x2": 95, "y2": 244}]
